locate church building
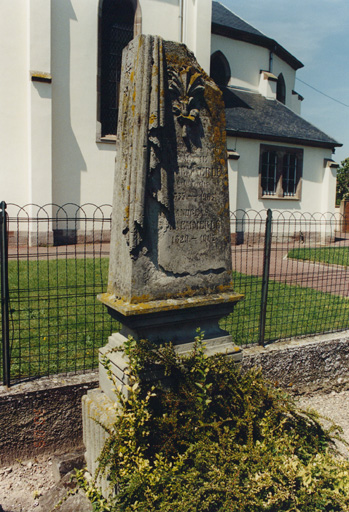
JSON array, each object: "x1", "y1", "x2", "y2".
[{"x1": 1, "y1": 0, "x2": 341, "y2": 218}]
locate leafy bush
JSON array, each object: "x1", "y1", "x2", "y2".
[
  {"x1": 336, "y1": 157, "x2": 349, "y2": 205},
  {"x1": 82, "y1": 334, "x2": 349, "y2": 511}
]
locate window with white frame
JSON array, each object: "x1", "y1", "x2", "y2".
[{"x1": 259, "y1": 144, "x2": 303, "y2": 199}]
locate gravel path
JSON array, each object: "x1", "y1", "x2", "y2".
[
  {"x1": 0, "y1": 455, "x2": 55, "y2": 512},
  {"x1": 299, "y1": 389, "x2": 349, "y2": 458},
  {"x1": 0, "y1": 389, "x2": 348, "y2": 512}
]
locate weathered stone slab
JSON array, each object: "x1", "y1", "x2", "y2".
[{"x1": 107, "y1": 35, "x2": 235, "y2": 304}]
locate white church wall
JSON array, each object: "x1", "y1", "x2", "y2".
[
  {"x1": 291, "y1": 92, "x2": 303, "y2": 116},
  {"x1": 0, "y1": 0, "x2": 336, "y2": 224},
  {"x1": 183, "y1": 0, "x2": 212, "y2": 73},
  {"x1": 227, "y1": 136, "x2": 336, "y2": 215},
  {"x1": 141, "y1": 0, "x2": 179, "y2": 44},
  {"x1": 51, "y1": 0, "x2": 116, "y2": 207},
  {"x1": 211, "y1": 34, "x2": 298, "y2": 113},
  {"x1": 272, "y1": 54, "x2": 297, "y2": 110},
  {"x1": 0, "y1": 0, "x2": 29, "y2": 206},
  {"x1": 28, "y1": 0, "x2": 53, "y2": 214},
  {"x1": 51, "y1": 0, "x2": 212, "y2": 208},
  {"x1": 211, "y1": 34, "x2": 270, "y2": 91}
]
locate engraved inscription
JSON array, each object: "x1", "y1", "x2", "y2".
[{"x1": 167, "y1": 157, "x2": 228, "y2": 254}]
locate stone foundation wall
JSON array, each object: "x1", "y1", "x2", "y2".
[
  {"x1": 242, "y1": 331, "x2": 349, "y2": 394},
  {"x1": 1, "y1": 331, "x2": 349, "y2": 466},
  {"x1": 0, "y1": 372, "x2": 98, "y2": 466}
]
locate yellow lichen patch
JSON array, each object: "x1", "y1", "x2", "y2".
[
  {"x1": 97, "y1": 291, "x2": 244, "y2": 317},
  {"x1": 130, "y1": 294, "x2": 151, "y2": 304},
  {"x1": 149, "y1": 113, "x2": 157, "y2": 125}
]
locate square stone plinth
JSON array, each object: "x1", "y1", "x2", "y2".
[{"x1": 97, "y1": 290, "x2": 243, "y2": 345}]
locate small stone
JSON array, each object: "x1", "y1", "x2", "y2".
[
  {"x1": 84, "y1": 471, "x2": 92, "y2": 482},
  {"x1": 1, "y1": 467, "x2": 12, "y2": 475}
]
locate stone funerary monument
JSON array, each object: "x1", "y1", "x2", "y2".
[{"x1": 83, "y1": 34, "x2": 243, "y2": 484}]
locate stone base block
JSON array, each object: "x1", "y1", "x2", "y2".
[
  {"x1": 98, "y1": 331, "x2": 242, "y2": 403},
  {"x1": 82, "y1": 388, "x2": 117, "y2": 497}
]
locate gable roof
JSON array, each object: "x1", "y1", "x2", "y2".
[
  {"x1": 223, "y1": 87, "x2": 341, "y2": 150},
  {"x1": 211, "y1": 2, "x2": 304, "y2": 71}
]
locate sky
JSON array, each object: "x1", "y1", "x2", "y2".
[{"x1": 220, "y1": 0, "x2": 349, "y2": 164}]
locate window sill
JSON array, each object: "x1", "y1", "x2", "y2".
[
  {"x1": 260, "y1": 195, "x2": 301, "y2": 201},
  {"x1": 96, "y1": 135, "x2": 117, "y2": 145}
]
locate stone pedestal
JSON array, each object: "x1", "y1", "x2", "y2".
[{"x1": 84, "y1": 291, "x2": 243, "y2": 486}]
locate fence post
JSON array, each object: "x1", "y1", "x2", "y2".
[
  {"x1": 1, "y1": 201, "x2": 10, "y2": 386},
  {"x1": 258, "y1": 209, "x2": 272, "y2": 346}
]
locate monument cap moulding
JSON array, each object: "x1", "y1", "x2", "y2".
[{"x1": 98, "y1": 34, "x2": 243, "y2": 348}]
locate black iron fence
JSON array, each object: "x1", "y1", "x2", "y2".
[
  {"x1": 222, "y1": 209, "x2": 349, "y2": 345},
  {"x1": 1, "y1": 203, "x2": 349, "y2": 386},
  {"x1": 0, "y1": 202, "x2": 117, "y2": 386}
]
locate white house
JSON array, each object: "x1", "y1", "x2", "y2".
[{"x1": 0, "y1": 0, "x2": 341, "y2": 224}]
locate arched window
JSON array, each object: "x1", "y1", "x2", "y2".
[
  {"x1": 277, "y1": 73, "x2": 286, "y2": 104},
  {"x1": 210, "y1": 51, "x2": 231, "y2": 87},
  {"x1": 98, "y1": 0, "x2": 136, "y2": 138}
]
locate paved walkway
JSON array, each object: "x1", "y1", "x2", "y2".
[
  {"x1": 232, "y1": 243, "x2": 349, "y2": 297},
  {"x1": 6, "y1": 239, "x2": 349, "y2": 297}
]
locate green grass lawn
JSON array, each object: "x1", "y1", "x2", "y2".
[
  {"x1": 288, "y1": 246, "x2": 349, "y2": 266},
  {"x1": 1, "y1": 259, "x2": 348, "y2": 382},
  {"x1": 3, "y1": 257, "x2": 120, "y2": 382},
  {"x1": 222, "y1": 271, "x2": 349, "y2": 345}
]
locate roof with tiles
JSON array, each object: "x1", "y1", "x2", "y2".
[{"x1": 223, "y1": 87, "x2": 341, "y2": 149}]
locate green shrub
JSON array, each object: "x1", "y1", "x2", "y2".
[{"x1": 81, "y1": 334, "x2": 349, "y2": 511}]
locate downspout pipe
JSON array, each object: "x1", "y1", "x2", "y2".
[
  {"x1": 269, "y1": 51, "x2": 273, "y2": 73},
  {"x1": 179, "y1": 0, "x2": 183, "y2": 42}
]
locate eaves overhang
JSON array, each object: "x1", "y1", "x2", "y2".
[{"x1": 225, "y1": 129, "x2": 342, "y2": 151}]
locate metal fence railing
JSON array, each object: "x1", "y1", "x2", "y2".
[
  {"x1": 221, "y1": 209, "x2": 349, "y2": 346},
  {"x1": 0, "y1": 202, "x2": 118, "y2": 386},
  {"x1": 1, "y1": 203, "x2": 349, "y2": 386}
]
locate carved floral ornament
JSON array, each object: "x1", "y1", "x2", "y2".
[{"x1": 168, "y1": 66, "x2": 204, "y2": 138}]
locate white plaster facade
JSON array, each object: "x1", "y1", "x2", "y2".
[
  {"x1": 0, "y1": 0, "x2": 340, "y2": 218},
  {"x1": 1, "y1": 0, "x2": 211, "y2": 210},
  {"x1": 227, "y1": 138, "x2": 335, "y2": 213}
]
